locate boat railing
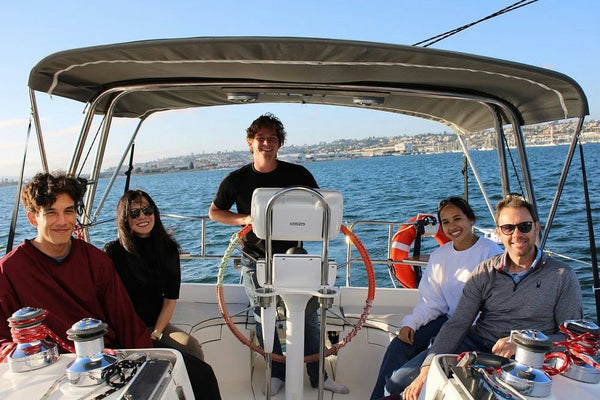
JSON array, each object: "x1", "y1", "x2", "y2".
[
  {"x1": 157, "y1": 214, "x2": 471, "y2": 288},
  {"x1": 343, "y1": 220, "x2": 414, "y2": 288},
  {"x1": 72, "y1": 214, "x2": 405, "y2": 275},
  {"x1": 58, "y1": 210, "x2": 425, "y2": 289},
  {"x1": 342, "y1": 220, "x2": 506, "y2": 288},
  {"x1": 158, "y1": 214, "x2": 409, "y2": 286},
  {"x1": 162, "y1": 213, "x2": 223, "y2": 259},
  {"x1": 81, "y1": 212, "x2": 591, "y2": 274},
  {"x1": 98, "y1": 212, "x2": 591, "y2": 290}
]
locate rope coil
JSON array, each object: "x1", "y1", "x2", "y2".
[
  {"x1": 544, "y1": 322, "x2": 600, "y2": 375},
  {"x1": 0, "y1": 309, "x2": 75, "y2": 363}
]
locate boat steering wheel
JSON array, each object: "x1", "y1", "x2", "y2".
[{"x1": 216, "y1": 224, "x2": 375, "y2": 363}]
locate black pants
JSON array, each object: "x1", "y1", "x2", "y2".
[
  {"x1": 154, "y1": 342, "x2": 221, "y2": 399},
  {"x1": 181, "y1": 351, "x2": 221, "y2": 400}
]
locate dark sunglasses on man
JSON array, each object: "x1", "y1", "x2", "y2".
[
  {"x1": 129, "y1": 206, "x2": 154, "y2": 219},
  {"x1": 498, "y1": 221, "x2": 534, "y2": 235}
]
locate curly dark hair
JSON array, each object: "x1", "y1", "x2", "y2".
[
  {"x1": 116, "y1": 190, "x2": 180, "y2": 257},
  {"x1": 245, "y1": 113, "x2": 286, "y2": 146},
  {"x1": 21, "y1": 172, "x2": 87, "y2": 213}
]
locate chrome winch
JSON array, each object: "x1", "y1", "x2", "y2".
[
  {"x1": 553, "y1": 319, "x2": 600, "y2": 384},
  {"x1": 499, "y1": 329, "x2": 552, "y2": 397},
  {"x1": 65, "y1": 318, "x2": 118, "y2": 386},
  {"x1": 6, "y1": 307, "x2": 59, "y2": 372}
]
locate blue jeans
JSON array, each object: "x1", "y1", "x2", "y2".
[
  {"x1": 242, "y1": 260, "x2": 327, "y2": 387},
  {"x1": 383, "y1": 328, "x2": 496, "y2": 397},
  {"x1": 370, "y1": 315, "x2": 448, "y2": 400}
]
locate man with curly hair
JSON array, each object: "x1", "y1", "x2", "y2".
[
  {"x1": 0, "y1": 172, "x2": 152, "y2": 352},
  {"x1": 209, "y1": 113, "x2": 349, "y2": 395}
]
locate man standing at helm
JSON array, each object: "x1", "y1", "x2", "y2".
[{"x1": 209, "y1": 113, "x2": 349, "y2": 395}]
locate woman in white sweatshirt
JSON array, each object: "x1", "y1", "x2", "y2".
[{"x1": 370, "y1": 196, "x2": 503, "y2": 400}]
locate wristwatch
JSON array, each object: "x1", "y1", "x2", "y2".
[{"x1": 151, "y1": 330, "x2": 163, "y2": 341}]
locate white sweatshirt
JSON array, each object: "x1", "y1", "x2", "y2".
[{"x1": 400, "y1": 236, "x2": 503, "y2": 331}]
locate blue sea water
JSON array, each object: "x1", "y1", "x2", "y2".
[{"x1": 1, "y1": 143, "x2": 599, "y2": 319}]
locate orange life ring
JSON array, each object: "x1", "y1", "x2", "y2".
[{"x1": 390, "y1": 213, "x2": 450, "y2": 288}]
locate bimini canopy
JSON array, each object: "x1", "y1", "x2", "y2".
[{"x1": 28, "y1": 37, "x2": 588, "y2": 133}]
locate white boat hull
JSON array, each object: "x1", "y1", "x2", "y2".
[
  {"x1": 3, "y1": 282, "x2": 598, "y2": 400},
  {"x1": 175, "y1": 282, "x2": 419, "y2": 399},
  {"x1": 178, "y1": 283, "x2": 600, "y2": 399},
  {"x1": 0, "y1": 348, "x2": 193, "y2": 399},
  {"x1": 423, "y1": 354, "x2": 600, "y2": 400}
]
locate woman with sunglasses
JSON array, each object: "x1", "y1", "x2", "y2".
[
  {"x1": 104, "y1": 190, "x2": 221, "y2": 399},
  {"x1": 371, "y1": 196, "x2": 503, "y2": 399}
]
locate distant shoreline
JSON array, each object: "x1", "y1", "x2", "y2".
[
  {"x1": 2, "y1": 142, "x2": 599, "y2": 185},
  {"x1": 0, "y1": 181, "x2": 19, "y2": 188},
  {"x1": 3, "y1": 122, "x2": 599, "y2": 183}
]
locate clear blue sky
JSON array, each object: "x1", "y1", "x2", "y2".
[{"x1": 0, "y1": 0, "x2": 598, "y2": 178}]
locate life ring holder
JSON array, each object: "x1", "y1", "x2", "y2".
[
  {"x1": 390, "y1": 214, "x2": 450, "y2": 288},
  {"x1": 216, "y1": 224, "x2": 375, "y2": 363}
]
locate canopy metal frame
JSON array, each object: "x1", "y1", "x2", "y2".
[
  {"x1": 9, "y1": 37, "x2": 596, "y2": 319},
  {"x1": 30, "y1": 81, "x2": 538, "y2": 230}
]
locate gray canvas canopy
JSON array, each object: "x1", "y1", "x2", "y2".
[
  {"x1": 28, "y1": 36, "x2": 588, "y2": 134},
  {"x1": 15, "y1": 37, "x2": 599, "y2": 324}
]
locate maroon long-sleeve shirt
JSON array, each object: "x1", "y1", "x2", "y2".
[{"x1": 0, "y1": 239, "x2": 152, "y2": 352}]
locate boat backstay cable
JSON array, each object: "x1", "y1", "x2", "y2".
[
  {"x1": 76, "y1": 115, "x2": 105, "y2": 178},
  {"x1": 124, "y1": 142, "x2": 135, "y2": 193},
  {"x1": 455, "y1": 131, "x2": 495, "y2": 219},
  {"x1": 462, "y1": 156, "x2": 469, "y2": 202},
  {"x1": 578, "y1": 141, "x2": 600, "y2": 324},
  {"x1": 414, "y1": 0, "x2": 539, "y2": 47},
  {"x1": 6, "y1": 118, "x2": 32, "y2": 254},
  {"x1": 93, "y1": 116, "x2": 147, "y2": 223}
]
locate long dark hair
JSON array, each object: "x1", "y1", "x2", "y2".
[{"x1": 116, "y1": 190, "x2": 180, "y2": 257}]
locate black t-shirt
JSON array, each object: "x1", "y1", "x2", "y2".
[{"x1": 212, "y1": 160, "x2": 318, "y2": 258}]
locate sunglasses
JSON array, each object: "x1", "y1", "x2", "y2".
[
  {"x1": 498, "y1": 221, "x2": 534, "y2": 235},
  {"x1": 129, "y1": 206, "x2": 154, "y2": 219}
]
